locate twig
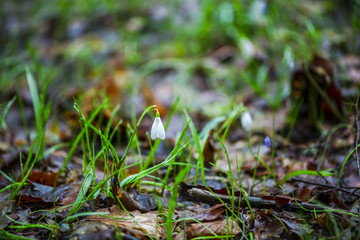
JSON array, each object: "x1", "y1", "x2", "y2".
[
  {"x1": 290, "y1": 177, "x2": 360, "y2": 198},
  {"x1": 187, "y1": 188, "x2": 349, "y2": 213},
  {"x1": 355, "y1": 94, "x2": 360, "y2": 182}
]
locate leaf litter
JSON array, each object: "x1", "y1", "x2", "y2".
[{"x1": 1, "y1": 1, "x2": 360, "y2": 239}]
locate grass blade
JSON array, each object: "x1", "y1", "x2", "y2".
[
  {"x1": 25, "y1": 66, "x2": 41, "y2": 131},
  {"x1": 120, "y1": 120, "x2": 190, "y2": 188},
  {"x1": 0, "y1": 96, "x2": 16, "y2": 130},
  {"x1": 280, "y1": 169, "x2": 335, "y2": 186}
]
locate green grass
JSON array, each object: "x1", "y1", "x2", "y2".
[
  {"x1": 25, "y1": 66, "x2": 51, "y2": 160},
  {"x1": 0, "y1": 96, "x2": 16, "y2": 130},
  {"x1": 213, "y1": 134, "x2": 252, "y2": 237},
  {"x1": 0, "y1": 68, "x2": 353, "y2": 238},
  {"x1": 1, "y1": 0, "x2": 359, "y2": 239}
]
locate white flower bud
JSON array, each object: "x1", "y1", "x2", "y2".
[
  {"x1": 241, "y1": 111, "x2": 253, "y2": 132},
  {"x1": 151, "y1": 115, "x2": 165, "y2": 140}
]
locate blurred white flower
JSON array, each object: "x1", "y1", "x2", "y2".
[
  {"x1": 239, "y1": 37, "x2": 255, "y2": 60},
  {"x1": 151, "y1": 112, "x2": 165, "y2": 140},
  {"x1": 241, "y1": 111, "x2": 253, "y2": 132}
]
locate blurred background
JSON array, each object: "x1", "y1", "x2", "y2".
[{"x1": 1, "y1": 0, "x2": 359, "y2": 124}]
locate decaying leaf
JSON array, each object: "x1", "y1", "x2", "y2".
[
  {"x1": 17, "y1": 170, "x2": 60, "y2": 186},
  {"x1": 193, "y1": 204, "x2": 226, "y2": 222},
  {"x1": 290, "y1": 54, "x2": 344, "y2": 122},
  {"x1": 203, "y1": 130, "x2": 215, "y2": 167},
  {"x1": 186, "y1": 218, "x2": 241, "y2": 238},
  {"x1": 87, "y1": 205, "x2": 165, "y2": 239},
  {"x1": 111, "y1": 174, "x2": 156, "y2": 213},
  {"x1": 58, "y1": 183, "x2": 82, "y2": 206},
  {"x1": 16, "y1": 182, "x2": 72, "y2": 207},
  {"x1": 176, "y1": 204, "x2": 226, "y2": 223}
]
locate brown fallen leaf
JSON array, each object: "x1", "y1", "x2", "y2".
[
  {"x1": 255, "y1": 215, "x2": 285, "y2": 239},
  {"x1": 291, "y1": 53, "x2": 344, "y2": 121},
  {"x1": 316, "y1": 213, "x2": 333, "y2": 232},
  {"x1": 177, "y1": 203, "x2": 226, "y2": 223},
  {"x1": 16, "y1": 182, "x2": 72, "y2": 207},
  {"x1": 88, "y1": 205, "x2": 165, "y2": 239},
  {"x1": 111, "y1": 174, "x2": 155, "y2": 213},
  {"x1": 195, "y1": 204, "x2": 226, "y2": 222},
  {"x1": 186, "y1": 218, "x2": 241, "y2": 238},
  {"x1": 58, "y1": 183, "x2": 82, "y2": 206},
  {"x1": 203, "y1": 130, "x2": 215, "y2": 167},
  {"x1": 17, "y1": 170, "x2": 59, "y2": 186},
  {"x1": 297, "y1": 187, "x2": 314, "y2": 201}
]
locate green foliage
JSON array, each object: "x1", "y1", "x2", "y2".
[
  {"x1": 0, "y1": 1, "x2": 358, "y2": 238},
  {"x1": 120, "y1": 121, "x2": 190, "y2": 188},
  {"x1": 0, "y1": 96, "x2": 16, "y2": 130},
  {"x1": 280, "y1": 169, "x2": 335, "y2": 186},
  {"x1": 25, "y1": 66, "x2": 51, "y2": 159}
]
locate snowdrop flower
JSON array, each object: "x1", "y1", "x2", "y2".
[
  {"x1": 151, "y1": 111, "x2": 165, "y2": 140},
  {"x1": 241, "y1": 111, "x2": 253, "y2": 132}
]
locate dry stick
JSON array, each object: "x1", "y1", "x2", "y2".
[
  {"x1": 355, "y1": 94, "x2": 360, "y2": 182},
  {"x1": 290, "y1": 177, "x2": 360, "y2": 198},
  {"x1": 188, "y1": 188, "x2": 348, "y2": 213}
]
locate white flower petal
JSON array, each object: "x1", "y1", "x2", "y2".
[
  {"x1": 151, "y1": 118, "x2": 158, "y2": 139},
  {"x1": 241, "y1": 111, "x2": 253, "y2": 132},
  {"x1": 156, "y1": 118, "x2": 165, "y2": 140},
  {"x1": 151, "y1": 117, "x2": 165, "y2": 140}
]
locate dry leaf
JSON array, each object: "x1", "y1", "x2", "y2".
[
  {"x1": 186, "y1": 218, "x2": 241, "y2": 238},
  {"x1": 88, "y1": 206, "x2": 165, "y2": 239}
]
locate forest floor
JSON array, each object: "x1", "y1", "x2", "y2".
[{"x1": 1, "y1": 1, "x2": 360, "y2": 239}]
